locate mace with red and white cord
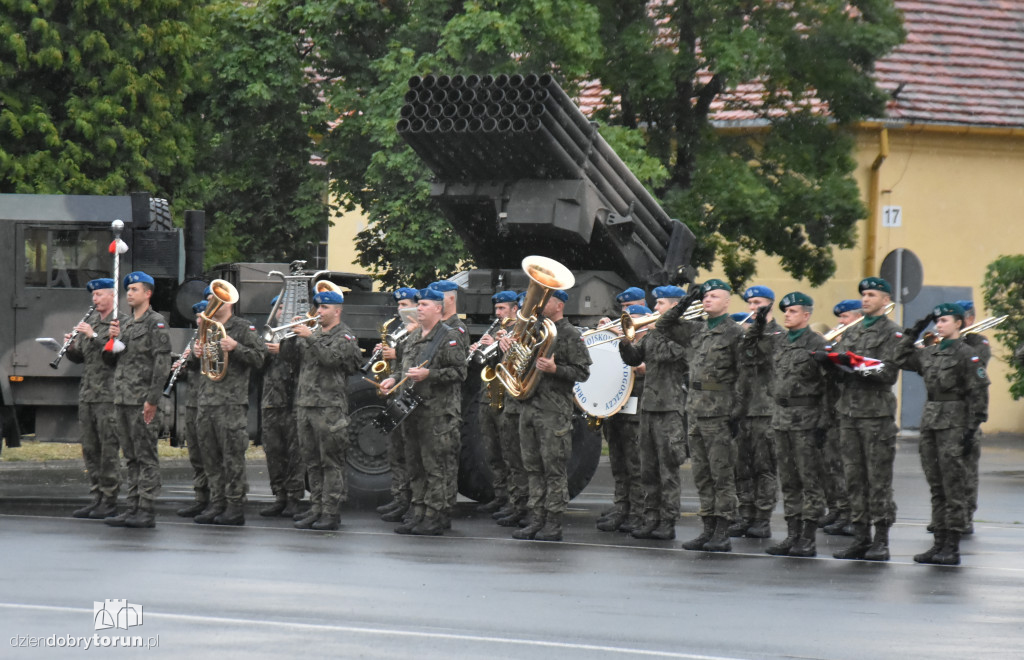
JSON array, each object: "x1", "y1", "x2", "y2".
[{"x1": 105, "y1": 219, "x2": 128, "y2": 353}]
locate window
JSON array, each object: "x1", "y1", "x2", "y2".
[{"x1": 24, "y1": 227, "x2": 112, "y2": 288}]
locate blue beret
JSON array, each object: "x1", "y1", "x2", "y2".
[
  {"x1": 393, "y1": 287, "x2": 419, "y2": 302},
  {"x1": 271, "y1": 294, "x2": 280, "y2": 305},
  {"x1": 203, "y1": 284, "x2": 213, "y2": 298},
  {"x1": 86, "y1": 278, "x2": 114, "y2": 292},
  {"x1": 615, "y1": 287, "x2": 646, "y2": 304},
  {"x1": 833, "y1": 299, "x2": 862, "y2": 316},
  {"x1": 955, "y1": 300, "x2": 974, "y2": 313},
  {"x1": 652, "y1": 285, "x2": 686, "y2": 299},
  {"x1": 492, "y1": 290, "x2": 518, "y2": 304},
  {"x1": 626, "y1": 304, "x2": 652, "y2": 316},
  {"x1": 742, "y1": 285, "x2": 775, "y2": 302},
  {"x1": 700, "y1": 279, "x2": 732, "y2": 296},
  {"x1": 192, "y1": 300, "x2": 208, "y2": 314},
  {"x1": 417, "y1": 287, "x2": 445, "y2": 302},
  {"x1": 552, "y1": 289, "x2": 569, "y2": 303},
  {"x1": 517, "y1": 292, "x2": 527, "y2": 308},
  {"x1": 730, "y1": 312, "x2": 752, "y2": 324},
  {"x1": 123, "y1": 271, "x2": 154, "y2": 288},
  {"x1": 429, "y1": 280, "x2": 460, "y2": 293},
  {"x1": 934, "y1": 302, "x2": 966, "y2": 320},
  {"x1": 313, "y1": 290, "x2": 344, "y2": 305},
  {"x1": 858, "y1": 277, "x2": 892, "y2": 294},
  {"x1": 779, "y1": 291, "x2": 813, "y2": 311}
]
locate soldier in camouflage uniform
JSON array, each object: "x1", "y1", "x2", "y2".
[
  {"x1": 895, "y1": 303, "x2": 990, "y2": 565},
  {"x1": 260, "y1": 298, "x2": 305, "y2": 518},
  {"x1": 619, "y1": 289, "x2": 688, "y2": 541},
  {"x1": 429, "y1": 280, "x2": 470, "y2": 527},
  {"x1": 103, "y1": 271, "x2": 171, "y2": 529},
  {"x1": 381, "y1": 287, "x2": 467, "y2": 535},
  {"x1": 955, "y1": 300, "x2": 990, "y2": 534},
  {"x1": 657, "y1": 279, "x2": 745, "y2": 553},
  {"x1": 377, "y1": 287, "x2": 420, "y2": 522},
  {"x1": 824, "y1": 277, "x2": 903, "y2": 561},
  {"x1": 746, "y1": 293, "x2": 830, "y2": 556},
  {"x1": 192, "y1": 287, "x2": 266, "y2": 526},
  {"x1": 283, "y1": 288, "x2": 364, "y2": 531},
  {"x1": 172, "y1": 300, "x2": 210, "y2": 518},
  {"x1": 730, "y1": 285, "x2": 779, "y2": 540},
  {"x1": 494, "y1": 291, "x2": 530, "y2": 528},
  {"x1": 510, "y1": 289, "x2": 592, "y2": 542},
  {"x1": 66, "y1": 278, "x2": 129, "y2": 520}
]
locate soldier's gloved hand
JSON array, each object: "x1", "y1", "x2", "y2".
[
  {"x1": 682, "y1": 285, "x2": 702, "y2": 310},
  {"x1": 962, "y1": 427, "x2": 977, "y2": 454},
  {"x1": 811, "y1": 351, "x2": 833, "y2": 366},
  {"x1": 906, "y1": 313, "x2": 935, "y2": 338},
  {"x1": 753, "y1": 304, "x2": 771, "y2": 331}
]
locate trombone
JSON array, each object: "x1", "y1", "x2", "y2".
[
  {"x1": 915, "y1": 314, "x2": 1008, "y2": 348},
  {"x1": 587, "y1": 311, "x2": 661, "y2": 347},
  {"x1": 825, "y1": 302, "x2": 896, "y2": 342},
  {"x1": 263, "y1": 315, "x2": 323, "y2": 342},
  {"x1": 581, "y1": 299, "x2": 703, "y2": 339}
]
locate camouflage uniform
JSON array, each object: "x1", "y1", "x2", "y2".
[
  {"x1": 894, "y1": 336, "x2": 989, "y2": 533},
  {"x1": 735, "y1": 319, "x2": 780, "y2": 528},
  {"x1": 195, "y1": 315, "x2": 266, "y2": 508},
  {"x1": 283, "y1": 322, "x2": 363, "y2": 517},
  {"x1": 500, "y1": 393, "x2": 527, "y2": 517},
  {"x1": 820, "y1": 376, "x2": 850, "y2": 522},
  {"x1": 442, "y1": 315, "x2": 470, "y2": 514},
  {"x1": 179, "y1": 355, "x2": 208, "y2": 504},
  {"x1": 398, "y1": 322, "x2": 467, "y2": 518},
  {"x1": 831, "y1": 315, "x2": 904, "y2": 527},
  {"x1": 518, "y1": 318, "x2": 592, "y2": 519},
  {"x1": 479, "y1": 373, "x2": 510, "y2": 503},
  {"x1": 105, "y1": 308, "x2": 171, "y2": 510},
  {"x1": 619, "y1": 328, "x2": 688, "y2": 528},
  {"x1": 962, "y1": 332, "x2": 990, "y2": 521},
  {"x1": 66, "y1": 308, "x2": 129, "y2": 505},
  {"x1": 657, "y1": 311, "x2": 745, "y2": 523},
  {"x1": 261, "y1": 351, "x2": 304, "y2": 504},
  {"x1": 602, "y1": 372, "x2": 644, "y2": 524}
]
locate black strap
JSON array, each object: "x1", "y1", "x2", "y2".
[
  {"x1": 691, "y1": 380, "x2": 727, "y2": 392},
  {"x1": 928, "y1": 392, "x2": 961, "y2": 402},
  {"x1": 403, "y1": 323, "x2": 451, "y2": 394}
]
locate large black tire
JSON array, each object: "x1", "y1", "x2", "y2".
[
  {"x1": 345, "y1": 377, "x2": 392, "y2": 506},
  {"x1": 149, "y1": 197, "x2": 173, "y2": 231}
]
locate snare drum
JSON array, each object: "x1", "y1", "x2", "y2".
[
  {"x1": 372, "y1": 389, "x2": 424, "y2": 434},
  {"x1": 573, "y1": 329, "x2": 636, "y2": 419}
]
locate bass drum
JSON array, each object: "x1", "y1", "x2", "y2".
[{"x1": 573, "y1": 329, "x2": 635, "y2": 420}]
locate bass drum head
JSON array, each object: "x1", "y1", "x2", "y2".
[{"x1": 573, "y1": 330, "x2": 635, "y2": 419}]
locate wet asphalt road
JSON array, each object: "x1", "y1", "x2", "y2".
[{"x1": 2, "y1": 435, "x2": 1024, "y2": 659}]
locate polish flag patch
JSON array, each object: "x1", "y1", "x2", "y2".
[
  {"x1": 971, "y1": 356, "x2": 980, "y2": 363},
  {"x1": 249, "y1": 325, "x2": 256, "y2": 331},
  {"x1": 457, "y1": 326, "x2": 465, "y2": 333},
  {"x1": 894, "y1": 331, "x2": 903, "y2": 338},
  {"x1": 449, "y1": 340, "x2": 458, "y2": 346},
  {"x1": 344, "y1": 334, "x2": 355, "y2": 340},
  {"x1": 156, "y1": 323, "x2": 166, "y2": 329}
]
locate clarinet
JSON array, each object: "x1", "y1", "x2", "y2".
[
  {"x1": 163, "y1": 329, "x2": 199, "y2": 397},
  {"x1": 50, "y1": 305, "x2": 96, "y2": 369},
  {"x1": 466, "y1": 317, "x2": 502, "y2": 364}
]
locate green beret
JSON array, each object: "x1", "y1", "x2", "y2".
[
  {"x1": 700, "y1": 278, "x2": 732, "y2": 297},
  {"x1": 933, "y1": 302, "x2": 966, "y2": 320},
  {"x1": 858, "y1": 277, "x2": 892, "y2": 294},
  {"x1": 779, "y1": 292, "x2": 813, "y2": 311}
]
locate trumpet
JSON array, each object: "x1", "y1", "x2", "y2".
[
  {"x1": 263, "y1": 314, "x2": 323, "y2": 342},
  {"x1": 50, "y1": 305, "x2": 96, "y2": 369},
  {"x1": 825, "y1": 302, "x2": 896, "y2": 342},
  {"x1": 588, "y1": 311, "x2": 661, "y2": 347}
]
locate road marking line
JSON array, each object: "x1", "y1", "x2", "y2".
[{"x1": 0, "y1": 602, "x2": 742, "y2": 659}]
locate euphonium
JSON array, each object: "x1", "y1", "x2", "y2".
[
  {"x1": 495, "y1": 255, "x2": 576, "y2": 400},
  {"x1": 199, "y1": 279, "x2": 240, "y2": 382}
]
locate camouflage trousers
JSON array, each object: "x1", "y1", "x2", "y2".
[
  {"x1": 112, "y1": 404, "x2": 162, "y2": 507},
  {"x1": 637, "y1": 410, "x2": 686, "y2": 523},
  {"x1": 773, "y1": 426, "x2": 826, "y2": 522},
  {"x1": 500, "y1": 411, "x2": 527, "y2": 508},
  {"x1": 183, "y1": 405, "x2": 208, "y2": 501},
  {"x1": 920, "y1": 427, "x2": 970, "y2": 533},
  {"x1": 445, "y1": 415, "x2": 463, "y2": 513},
  {"x1": 296, "y1": 406, "x2": 350, "y2": 515},
  {"x1": 964, "y1": 431, "x2": 981, "y2": 518},
  {"x1": 387, "y1": 422, "x2": 410, "y2": 504},
  {"x1": 405, "y1": 411, "x2": 459, "y2": 514},
  {"x1": 262, "y1": 407, "x2": 305, "y2": 501},
  {"x1": 688, "y1": 416, "x2": 738, "y2": 520},
  {"x1": 820, "y1": 424, "x2": 849, "y2": 515},
  {"x1": 735, "y1": 416, "x2": 778, "y2": 521},
  {"x1": 519, "y1": 403, "x2": 573, "y2": 516},
  {"x1": 839, "y1": 415, "x2": 898, "y2": 526},
  {"x1": 480, "y1": 400, "x2": 509, "y2": 500},
  {"x1": 79, "y1": 401, "x2": 120, "y2": 499},
  {"x1": 605, "y1": 414, "x2": 642, "y2": 517},
  {"x1": 196, "y1": 404, "x2": 250, "y2": 507}
]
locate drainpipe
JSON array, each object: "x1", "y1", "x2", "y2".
[{"x1": 864, "y1": 127, "x2": 889, "y2": 277}]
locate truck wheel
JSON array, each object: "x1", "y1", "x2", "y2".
[
  {"x1": 149, "y1": 197, "x2": 174, "y2": 231},
  {"x1": 344, "y1": 377, "x2": 391, "y2": 505}
]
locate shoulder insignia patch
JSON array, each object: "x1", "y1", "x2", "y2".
[
  {"x1": 156, "y1": 322, "x2": 166, "y2": 329},
  {"x1": 894, "y1": 331, "x2": 903, "y2": 338},
  {"x1": 983, "y1": 339, "x2": 990, "y2": 345},
  {"x1": 971, "y1": 356, "x2": 980, "y2": 363},
  {"x1": 458, "y1": 326, "x2": 465, "y2": 333},
  {"x1": 449, "y1": 340, "x2": 458, "y2": 346},
  {"x1": 249, "y1": 325, "x2": 256, "y2": 331},
  {"x1": 978, "y1": 367, "x2": 987, "y2": 379},
  {"x1": 344, "y1": 334, "x2": 354, "y2": 340}
]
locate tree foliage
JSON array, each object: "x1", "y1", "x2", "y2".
[{"x1": 982, "y1": 255, "x2": 1024, "y2": 399}]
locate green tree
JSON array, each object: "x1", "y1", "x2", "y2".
[
  {"x1": 0, "y1": 0, "x2": 202, "y2": 197},
  {"x1": 982, "y1": 255, "x2": 1024, "y2": 399},
  {"x1": 590, "y1": 0, "x2": 906, "y2": 287}
]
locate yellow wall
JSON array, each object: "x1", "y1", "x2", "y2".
[{"x1": 326, "y1": 196, "x2": 370, "y2": 274}]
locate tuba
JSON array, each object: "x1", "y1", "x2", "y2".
[
  {"x1": 199, "y1": 279, "x2": 240, "y2": 381},
  {"x1": 495, "y1": 256, "x2": 576, "y2": 400}
]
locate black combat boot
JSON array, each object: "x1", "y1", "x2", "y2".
[
  {"x1": 381, "y1": 501, "x2": 411, "y2": 522},
  {"x1": 512, "y1": 511, "x2": 545, "y2": 540},
  {"x1": 105, "y1": 504, "x2": 138, "y2": 527},
  {"x1": 823, "y1": 512, "x2": 851, "y2": 536},
  {"x1": 496, "y1": 507, "x2": 526, "y2": 527},
  {"x1": 535, "y1": 513, "x2": 563, "y2": 542},
  {"x1": 681, "y1": 517, "x2": 716, "y2": 551},
  {"x1": 596, "y1": 510, "x2": 626, "y2": 532},
  {"x1": 312, "y1": 513, "x2": 341, "y2": 531},
  {"x1": 72, "y1": 494, "x2": 102, "y2": 519},
  {"x1": 395, "y1": 505, "x2": 425, "y2": 534},
  {"x1": 788, "y1": 519, "x2": 819, "y2": 557},
  {"x1": 702, "y1": 517, "x2": 732, "y2": 552},
  {"x1": 90, "y1": 496, "x2": 119, "y2": 520},
  {"x1": 650, "y1": 519, "x2": 677, "y2": 540},
  {"x1": 492, "y1": 501, "x2": 515, "y2": 520},
  {"x1": 125, "y1": 501, "x2": 156, "y2": 528},
  {"x1": 259, "y1": 496, "x2": 288, "y2": 517},
  {"x1": 864, "y1": 523, "x2": 891, "y2": 561},
  {"x1": 630, "y1": 514, "x2": 660, "y2": 539},
  {"x1": 932, "y1": 531, "x2": 962, "y2": 565},
  {"x1": 914, "y1": 530, "x2": 947, "y2": 564},
  {"x1": 411, "y1": 508, "x2": 446, "y2": 536},
  {"x1": 818, "y1": 509, "x2": 840, "y2": 528},
  {"x1": 176, "y1": 498, "x2": 208, "y2": 518},
  {"x1": 376, "y1": 499, "x2": 401, "y2": 515},
  {"x1": 598, "y1": 503, "x2": 623, "y2": 520},
  {"x1": 833, "y1": 522, "x2": 872, "y2": 559},
  {"x1": 618, "y1": 513, "x2": 642, "y2": 533},
  {"x1": 728, "y1": 517, "x2": 751, "y2": 538},
  {"x1": 476, "y1": 496, "x2": 508, "y2": 514},
  {"x1": 195, "y1": 502, "x2": 227, "y2": 525},
  {"x1": 766, "y1": 516, "x2": 800, "y2": 556},
  {"x1": 745, "y1": 517, "x2": 772, "y2": 539},
  {"x1": 294, "y1": 505, "x2": 323, "y2": 529},
  {"x1": 280, "y1": 497, "x2": 306, "y2": 519},
  {"x1": 214, "y1": 503, "x2": 245, "y2": 526}
]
